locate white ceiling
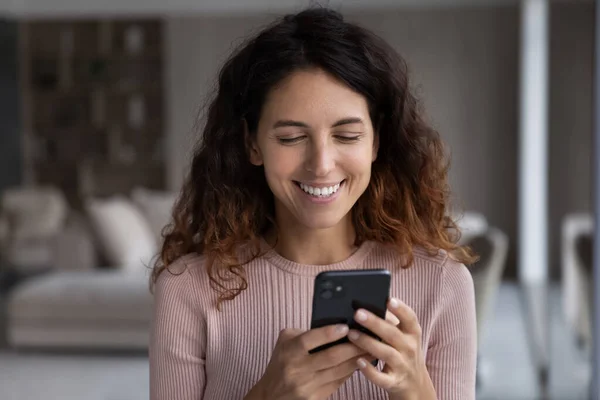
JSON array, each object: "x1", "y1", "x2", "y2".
[
  {"x1": 0, "y1": 0, "x2": 591, "y2": 18},
  {"x1": 1, "y1": 0, "x2": 527, "y2": 18}
]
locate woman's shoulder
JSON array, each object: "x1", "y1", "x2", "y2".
[
  {"x1": 370, "y1": 242, "x2": 472, "y2": 287},
  {"x1": 411, "y1": 246, "x2": 474, "y2": 295},
  {"x1": 412, "y1": 246, "x2": 451, "y2": 268},
  {"x1": 369, "y1": 241, "x2": 463, "y2": 268},
  {"x1": 153, "y1": 253, "x2": 214, "y2": 299}
]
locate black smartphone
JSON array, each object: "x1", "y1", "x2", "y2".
[{"x1": 309, "y1": 269, "x2": 391, "y2": 355}]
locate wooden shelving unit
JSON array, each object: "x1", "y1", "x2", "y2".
[{"x1": 20, "y1": 18, "x2": 166, "y2": 207}]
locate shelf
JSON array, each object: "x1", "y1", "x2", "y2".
[
  {"x1": 28, "y1": 82, "x2": 162, "y2": 97},
  {"x1": 23, "y1": 17, "x2": 166, "y2": 206}
]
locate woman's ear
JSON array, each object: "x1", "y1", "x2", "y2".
[
  {"x1": 372, "y1": 130, "x2": 380, "y2": 162},
  {"x1": 244, "y1": 119, "x2": 264, "y2": 166},
  {"x1": 372, "y1": 115, "x2": 381, "y2": 162}
]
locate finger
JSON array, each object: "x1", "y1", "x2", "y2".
[
  {"x1": 277, "y1": 328, "x2": 304, "y2": 343},
  {"x1": 317, "y1": 355, "x2": 361, "y2": 383},
  {"x1": 385, "y1": 310, "x2": 400, "y2": 326},
  {"x1": 311, "y1": 366, "x2": 360, "y2": 400},
  {"x1": 317, "y1": 354, "x2": 378, "y2": 385},
  {"x1": 313, "y1": 366, "x2": 367, "y2": 400},
  {"x1": 387, "y1": 298, "x2": 421, "y2": 336},
  {"x1": 347, "y1": 329, "x2": 402, "y2": 366},
  {"x1": 356, "y1": 357, "x2": 395, "y2": 391},
  {"x1": 310, "y1": 342, "x2": 366, "y2": 371},
  {"x1": 354, "y1": 309, "x2": 405, "y2": 349},
  {"x1": 294, "y1": 324, "x2": 349, "y2": 354}
]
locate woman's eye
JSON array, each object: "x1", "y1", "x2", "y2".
[
  {"x1": 335, "y1": 135, "x2": 361, "y2": 142},
  {"x1": 278, "y1": 136, "x2": 305, "y2": 144}
]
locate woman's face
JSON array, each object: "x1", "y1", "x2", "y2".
[{"x1": 248, "y1": 68, "x2": 378, "y2": 231}]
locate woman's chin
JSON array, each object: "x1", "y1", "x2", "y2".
[{"x1": 296, "y1": 214, "x2": 349, "y2": 231}]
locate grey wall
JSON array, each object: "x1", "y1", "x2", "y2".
[
  {"x1": 354, "y1": 8, "x2": 520, "y2": 277},
  {"x1": 164, "y1": 3, "x2": 593, "y2": 279},
  {"x1": 0, "y1": 19, "x2": 22, "y2": 193},
  {"x1": 164, "y1": 14, "x2": 273, "y2": 189},
  {"x1": 549, "y1": 2, "x2": 594, "y2": 279}
]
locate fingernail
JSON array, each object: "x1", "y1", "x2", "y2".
[
  {"x1": 355, "y1": 310, "x2": 368, "y2": 322},
  {"x1": 336, "y1": 324, "x2": 349, "y2": 335},
  {"x1": 357, "y1": 358, "x2": 367, "y2": 369},
  {"x1": 390, "y1": 298, "x2": 400, "y2": 308},
  {"x1": 348, "y1": 330, "x2": 360, "y2": 341}
]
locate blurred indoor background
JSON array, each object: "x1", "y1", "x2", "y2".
[{"x1": 0, "y1": 0, "x2": 596, "y2": 399}]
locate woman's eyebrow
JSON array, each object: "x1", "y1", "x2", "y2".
[
  {"x1": 272, "y1": 120, "x2": 309, "y2": 129},
  {"x1": 272, "y1": 117, "x2": 364, "y2": 129},
  {"x1": 331, "y1": 117, "x2": 364, "y2": 127}
]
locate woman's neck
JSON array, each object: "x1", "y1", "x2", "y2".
[{"x1": 266, "y1": 216, "x2": 358, "y2": 265}]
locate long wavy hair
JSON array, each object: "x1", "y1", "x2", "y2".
[{"x1": 151, "y1": 7, "x2": 477, "y2": 305}]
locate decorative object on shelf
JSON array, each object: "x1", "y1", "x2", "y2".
[
  {"x1": 31, "y1": 59, "x2": 58, "y2": 91},
  {"x1": 125, "y1": 25, "x2": 145, "y2": 55},
  {"x1": 128, "y1": 94, "x2": 146, "y2": 129},
  {"x1": 89, "y1": 58, "x2": 108, "y2": 82}
]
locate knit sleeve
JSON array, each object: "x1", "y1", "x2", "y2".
[
  {"x1": 150, "y1": 259, "x2": 207, "y2": 400},
  {"x1": 425, "y1": 259, "x2": 478, "y2": 400}
]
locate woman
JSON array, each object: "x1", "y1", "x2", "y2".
[{"x1": 150, "y1": 7, "x2": 477, "y2": 400}]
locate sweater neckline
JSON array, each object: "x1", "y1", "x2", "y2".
[{"x1": 259, "y1": 237, "x2": 377, "y2": 276}]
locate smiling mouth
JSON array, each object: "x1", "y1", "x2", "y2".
[{"x1": 294, "y1": 180, "x2": 345, "y2": 198}]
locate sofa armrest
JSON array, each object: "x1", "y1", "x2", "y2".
[{"x1": 51, "y1": 214, "x2": 97, "y2": 271}]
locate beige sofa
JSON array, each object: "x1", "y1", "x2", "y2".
[
  {"x1": 4, "y1": 187, "x2": 176, "y2": 350},
  {"x1": 5, "y1": 204, "x2": 508, "y2": 352}
]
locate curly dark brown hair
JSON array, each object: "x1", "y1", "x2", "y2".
[{"x1": 151, "y1": 7, "x2": 477, "y2": 306}]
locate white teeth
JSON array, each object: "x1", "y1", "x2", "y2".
[{"x1": 299, "y1": 182, "x2": 342, "y2": 197}]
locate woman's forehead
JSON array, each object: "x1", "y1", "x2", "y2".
[{"x1": 259, "y1": 69, "x2": 371, "y2": 128}]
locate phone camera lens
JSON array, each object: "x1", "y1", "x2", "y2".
[
  {"x1": 320, "y1": 289, "x2": 333, "y2": 299},
  {"x1": 321, "y1": 280, "x2": 334, "y2": 290}
]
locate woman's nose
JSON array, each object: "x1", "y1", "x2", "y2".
[{"x1": 305, "y1": 141, "x2": 335, "y2": 177}]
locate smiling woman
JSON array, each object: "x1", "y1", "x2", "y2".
[
  {"x1": 247, "y1": 69, "x2": 378, "y2": 232},
  {"x1": 150, "y1": 7, "x2": 478, "y2": 400}
]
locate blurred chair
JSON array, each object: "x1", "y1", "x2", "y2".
[
  {"x1": 455, "y1": 211, "x2": 489, "y2": 243},
  {"x1": 454, "y1": 212, "x2": 510, "y2": 343},
  {"x1": 464, "y1": 227, "x2": 510, "y2": 346},
  {"x1": 562, "y1": 213, "x2": 593, "y2": 350},
  {"x1": 453, "y1": 213, "x2": 509, "y2": 388},
  {"x1": 0, "y1": 186, "x2": 68, "y2": 271}
]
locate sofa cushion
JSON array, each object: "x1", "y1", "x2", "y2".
[
  {"x1": 7, "y1": 270, "x2": 153, "y2": 323},
  {"x1": 131, "y1": 187, "x2": 177, "y2": 246},
  {"x1": 2, "y1": 186, "x2": 68, "y2": 241},
  {"x1": 86, "y1": 196, "x2": 157, "y2": 271}
]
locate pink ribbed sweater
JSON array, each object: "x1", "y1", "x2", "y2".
[{"x1": 150, "y1": 240, "x2": 477, "y2": 400}]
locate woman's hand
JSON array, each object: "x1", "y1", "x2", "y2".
[
  {"x1": 347, "y1": 298, "x2": 437, "y2": 400},
  {"x1": 245, "y1": 324, "x2": 373, "y2": 400}
]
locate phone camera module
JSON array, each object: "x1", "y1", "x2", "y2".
[{"x1": 320, "y1": 289, "x2": 333, "y2": 299}]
